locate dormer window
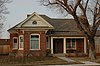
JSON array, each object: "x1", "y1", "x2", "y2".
[{"x1": 32, "y1": 21, "x2": 37, "y2": 25}]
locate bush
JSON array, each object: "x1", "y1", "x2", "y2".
[{"x1": 46, "y1": 49, "x2": 51, "y2": 56}]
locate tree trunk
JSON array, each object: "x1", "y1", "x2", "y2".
[{"x1": 88, "y1": 37, "x2": 96, "y2": 60}]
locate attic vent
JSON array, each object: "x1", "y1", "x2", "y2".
[{"x1": 32, "y1": 21, "x2": 37, "y2": 25}]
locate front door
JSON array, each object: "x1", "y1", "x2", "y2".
[{"x1": 53, "y1": 38, "x2": 63, "y2": 53}]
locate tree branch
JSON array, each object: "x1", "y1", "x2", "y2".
[
  {"x1": 85, "y1": 0, "x2": 89, "y2": 12},
  {"x1": 93, "y1": 20, "x2": 100, "y2": 32},
  {"x1": 92, "y1": 0, "x2": 100, "y2": 35},
  {"x1": 74, "y1": 0, "x2": 81, "y2": 12}
]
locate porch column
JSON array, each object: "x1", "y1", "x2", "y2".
[
  {"x1": 51, "y1": 37, "x2": 53, "y2": 54},
  {"x1": 64, "y1": 38, "x2": 66, "y2": 53},
  {"x1": 84, "y1": 37, "x2": 87, "y2": 54}
]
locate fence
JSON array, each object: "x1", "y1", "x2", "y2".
[
  {"x1": 0, "y1": 45, "x2": 10, "y2": 54},
  {"x1": 0, "y1": 39, "x2": 10, "y2": 55}
]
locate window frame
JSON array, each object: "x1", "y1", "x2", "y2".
[
  {"x1": 30, "y1": 34, "x2": 40, "y2": 50},
  {"x1": 71, "y1": 39, "x2": 76, "y2": 49},
  {"x1": 19, "y1": 35, "x2": 24, "y2": 50},
  {"x1": 32, "y1": 21, "x2": 37, "y2": 25},
  {"x1": 13, "y1": 37, "x2": 18, "y2": 49},
  {"x1": 46, "y1": 37, "x2": 50, "y2": 49},
  {"x1": 66, "y1": 39, "x2": 76, "y2": 49}
]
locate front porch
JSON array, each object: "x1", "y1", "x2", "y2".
[{"x1": 50, "y1": 37, "x2": 87, "y2": 56}]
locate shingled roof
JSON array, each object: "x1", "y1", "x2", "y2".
[
  {"x1": 40, "y1": 15, "x2": 100, "y2": 36},
  {"x1": 40, "y1": 15, "x2": 79, "y2": 31},
  {"x1": 40, "y1": 15, "x2": 83, "y2": 36}
]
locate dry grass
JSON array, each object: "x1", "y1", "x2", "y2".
[
  {"x1": 95, "y1": 56, "x2": 100, "y2": 63},
  {"x1": 70, "y1": 56, "x2": 100, "y2": 63},
  {"x1": 70, "y1": 57, "x2": 90, "y2": 61},
  {"x1": 0, "y1": 56, "x2": 81, "y2": 66}
]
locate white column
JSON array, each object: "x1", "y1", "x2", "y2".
[
  {"x1": 51, "y1": 37, "x2": 53, "y2": 54},
  {"x1": 64, "y1": 38, "x2": 66, "y2": 53},
  {"x1": 84, "y1": 37, "x2": 87, "y2": 54}
]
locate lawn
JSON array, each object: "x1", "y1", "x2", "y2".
[
  {"x1": 70, "y1": 56, "x2": 100, "y2": 63},
  {"x1": 0, "y1": 55, "x2": 81, "y2": 66}
]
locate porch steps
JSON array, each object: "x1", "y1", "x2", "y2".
[{"x1": 53, "y1": 54, "x2": 65, "y2": 57}]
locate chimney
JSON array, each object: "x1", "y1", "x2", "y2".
[{"x1": 27, "y1": 14, "x2": 30, "y2": 17}]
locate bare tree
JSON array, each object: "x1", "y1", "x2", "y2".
[
  {"x1": 40, "y1": 0, "x2": 100, "y2": 60},
  {"x1": 0, "y1": 0, "x2": 10, "y2": 38}
]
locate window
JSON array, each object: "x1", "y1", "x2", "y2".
[
  {"x1": 66, "y1": 39, "x2": 76, "y2": 49},
  {"x1": 19, "y1": 35, "x2": 24, "y2": 50},
  {"x1": 13, "y1": 37, "x2": 18, "y2": 49},
  {"x1": 30, "y1": 34, "x2": 40, "y2": 50},
  {"x1": 32, "y1": 21, "x2": 37, "y2": 25},
  {"x1": 72, "y1": 39, "x2": 75, "y2": 48},
  {"x1": 46, "y1": 37, "x2": 50, "y2": 49},
  {"x1": 66, "y1": 39, "x2": 70, "y2": 48}
]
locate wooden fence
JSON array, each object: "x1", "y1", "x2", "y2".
[
  {"x1": 0, "y1": 39, "x2": 10, "y2": 55},
  {"x1": 0, "y1": 45, "x2": 10, "y2": 54}
]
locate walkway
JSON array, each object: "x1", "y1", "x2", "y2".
[
  {"x1": 57, "y1": 57, "x2": 100, "y2": 66},
  {"x1": 58, "y1": 57, "x2": 75, "y2": 62}
]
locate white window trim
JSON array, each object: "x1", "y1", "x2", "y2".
[
  {"x1": 30, "y1": 34, "x2": 40, "y2": 50},
  {"x1": 46, "y1": 42, "x2": 50, "y2": 49},
  {"x1": 46, "y1": 37, "x2": 50, "y2": 49},
  {"x1": 66, "y1": 39, "x2": 76, "y2": 50},
  {"x1": 71, "y1": 39, "x2": 76, "y2": 49},
  {"x1": 19, "y1": 35, "x2": 24, "y2": 50},
  {"x1": 13, "y1": 37, "x2": 18, "y2": 49}
]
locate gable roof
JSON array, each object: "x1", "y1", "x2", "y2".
[{"x1": 8, "y1": 12, "x2": 54, "y2": 32}]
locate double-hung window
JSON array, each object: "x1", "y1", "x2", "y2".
[
  {"x1": 66, "y1": 39, "x2": 70, "y2": 48},
  {"x1": 30, "y1": 34, "x2": 40, "y2": 50},
  {"x1": 13, "y1": 37, "x2": 18, "y2": 49},
  {"x1": 19, "y1": 35, "x2": 24, "y2": 50},
  {"x1": 66, "y1": 39, "x2": 76, "y2": 49},
  {"x1": 72, "y1": 39, "x2": 75, "y2": 48}
]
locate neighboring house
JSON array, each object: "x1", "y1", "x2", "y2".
[{"x1": 8, "y1": 12, "x2": 100, "y2": 56}]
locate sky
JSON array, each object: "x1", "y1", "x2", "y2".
[
  {"x1": 2, "y1": 0, "x2": 99, "y2": 38},
  {"x1": 2, "y1": 0, "x2": 69, "y2": 38}
]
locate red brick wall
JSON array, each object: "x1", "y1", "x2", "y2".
[
  {"x1": 10, "y1": 33, "x2": 18, "y2": 52},
  {"x1": 24, "y1": 31, "x2": 30, "y2": 51},
  {"x1": 10, "y1": 31, "x2": 46, "y2": 56},
  {"x1": 76, "y1": 39, "x2": 84, "y2": 53},
  {"x1": 24, "y1": 31, "x2": 46, "y2": 56}
]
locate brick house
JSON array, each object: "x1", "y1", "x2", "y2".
[{"x1": 8, "y1": 12, "x2": 100, "y2": 56}]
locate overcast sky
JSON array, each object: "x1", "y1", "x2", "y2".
[
  {"x1": 1, "y1": 0, "x2": 100, "y2": 38},
  {"x1": 2, "y1": 0, "x2": 68, "y2": 38}
]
